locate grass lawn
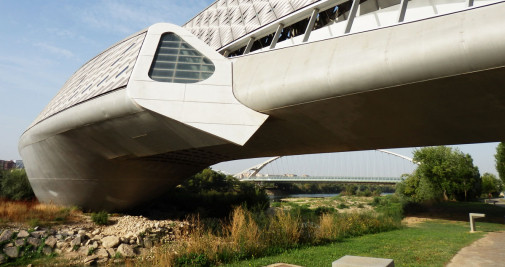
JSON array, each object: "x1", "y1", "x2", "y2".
[{"x1": 225, "y1": 220, "x2": 505, "y2": 267}]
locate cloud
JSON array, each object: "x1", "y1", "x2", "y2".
[
  {"x1": 34, "y1": 42, "x2": 75, "y2": 59},
  {"x1": 76, "y1": 0, "x2": 213, "y2": 35},
  {"x1": 45, "y1": 27, "x2": 98, "y2": 46}
]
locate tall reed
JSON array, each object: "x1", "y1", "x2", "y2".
[{"x1": 141, "y1": 205, "x2": 403, "y2": 266}]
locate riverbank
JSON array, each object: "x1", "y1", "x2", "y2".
[{"x1": 2, "y1": 196, "x2": 504, "y2": 266}]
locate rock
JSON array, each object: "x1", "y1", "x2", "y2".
[
  {"x1": 45, "y1": 235, "x2": 57, "y2": 248},
  {"x1": 56, "y1": 241, "x2": 67, "y2": 249},
  {"x1": 77, "y1": 246, "x2": 89, "y2": 256},
  {"x1": 65, "y1": 230, "x2": 75, "y2": 236},
  {"x1": 92, "y1": 234, "x2": 103, "y2": 241},
  {"x1": 78, "y1": 230, "x2": 86, "y2": 235},
  {"x1": 3, "y1": 246, "x2": 19, "y2": 258},
  {"x1": 0, "y1": 254, "x2": 5, "y2": 264},
  {"x1": 27, "y1": 237, "x2": 42, "y2": 247},
  {"x1": 30, "y1": 230, "x2": 46, "y2": 238},
  {"x1": 47, "y1": 229, "x2": 57, "y2": 236},
  {"x1": 0, "y1": 230, "x2": 13, "y2": 243},
  {"x1": 117, "y1": 244, "x2": 135, "y2": 257},
  {"x1": 42, "y1": 246, "x2": 53, "y2": 255},
  {"x1": 92, "y1": 229, "x2": 100, "y2": 235},
  {"x1": 143, "y1": 238, "x2": 153, "y2": 248},
  {"x1": 101, "y1": 236, "x2": 120, "y2": 248},
  {"x1": 71, "y1": 235, "x2": 82, "y2": 247},
  {"x1": 14, "y1": 239, "x2": 25, "y2": 247},
  {"x1": 17, "y1": 230, "x2": 29, "y2": 238},
  {"x1": 106, "y1": 248, "x2": 115, "y2": 258},
  {"x1": 120, "y1": 237, "x2": 127, "y2": 244},
  {"x1": 95, "y1": 248, "x2": 109, "y2": 258},
  {"x1": 88, "y1": 241, "x2": 98, "y2": 249},
  {"x1": 83, "y1": 255, "x2": 98, "y2": 265}
]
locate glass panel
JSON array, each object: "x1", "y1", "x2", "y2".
[
  {"x1": 175, "y1": 70, "x2": 201, "y2": 79},
  {"x1": 153, "y1": 62, "x2": 176, "y2": 69},
  {"x1": 149, "y1": 33, "x2": 215, "y2": 83},
  {"x1": 153, "y1": 54, "x2": 178, "y2": 62},
  {"x1": 178, "y1": 56, "x2": 204, "y2": 63}
]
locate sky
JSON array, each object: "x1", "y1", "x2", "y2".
[{"x1": 0, "y1": 1, "x2": 501, "y2": 177}]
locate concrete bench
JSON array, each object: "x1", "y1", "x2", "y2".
[
  {"x1": 469, "y1": 213, "x2": 485, "y2": 232},
  {"x1": 332, "y1": 255, "x2": 394, "y2": 267}
]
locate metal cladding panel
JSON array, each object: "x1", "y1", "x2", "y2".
[
  {"x1": 254, "y1": 2, "x2": 277, "y2": 25},
  {"x1": 219, "y1": 26, "x2": 234, "y2": 46},
  {"x1": 183, "y1": 0, "x2": 321, "y2": 49},
  {"x1": 30, "y1": 31, "x2": 147, "y2": 128}
]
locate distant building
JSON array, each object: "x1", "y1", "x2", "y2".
[
  {"x1": 16, "y1": 160, "x2": 24, "y2": 169},
  {"x1": 0, "y1": 160, "x2": 16, "y2": 170}
]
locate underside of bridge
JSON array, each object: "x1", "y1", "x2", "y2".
[{"x1": 19, "y1": 0, "x2": 505, "y2": 210}]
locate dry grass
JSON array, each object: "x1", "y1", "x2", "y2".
[
  {"x1": 267, "y1": 211, "x2": 301, "y2": 248},
  {"x1": 0, "y1": 199, "x2": 81, "y2": 226},
  {"x1": 227, "y1": 207, "x2": 262, "y2": 254},
  {"x1": 140, "y1": 205, "x2": 402, "y2": 266},
  {"x1": 315, "y1": 213, "x2": 339, "y2": 242}
]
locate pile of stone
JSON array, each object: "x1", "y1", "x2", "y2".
[{"x1": 0, "y1": 215, "x2": 192, "y2": 265}]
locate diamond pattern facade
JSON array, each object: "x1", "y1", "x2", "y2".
[
  {"x1": 31, "y1": 0, "x2": 322, "y2": 127},
  {"x1": 183, "y1": 0, "x2": 320, "y2": 49},
  {"x1": 31, "y1": 31, "x2": 147, "y2": 127}
]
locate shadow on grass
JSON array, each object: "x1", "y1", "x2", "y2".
[{"x1": 405, "y1": 201, "x2": 505, "y2": 224}]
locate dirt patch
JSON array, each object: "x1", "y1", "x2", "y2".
[{"x1": 279, "y1": 196, "x2": 374, "y2": 213}]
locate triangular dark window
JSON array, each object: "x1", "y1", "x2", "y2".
[{"x1": 149, "y1": 33, "x2": 215, "y2": 83}]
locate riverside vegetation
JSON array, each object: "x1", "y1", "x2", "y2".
[
  {"x1": 142, "y1": 199, "x2": 403, "y2": 266},
  {"x1": 0, "y1": 168, "x2": 404, "y2": 266},
  {"x1": 2, "y1": 162, "x2": 505, "y2": 266}
]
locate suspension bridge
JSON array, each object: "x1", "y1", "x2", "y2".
[{"x1": 230, "y1": 150, "x2": 417, "y2": 184}]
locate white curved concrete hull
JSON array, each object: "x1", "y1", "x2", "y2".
[{"x1": 20, "y1": 2, "x2": 505, "y2": 210}]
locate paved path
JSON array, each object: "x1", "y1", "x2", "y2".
[{"x1": 446, "y1": 231, "x2": 505, "y2": 267}]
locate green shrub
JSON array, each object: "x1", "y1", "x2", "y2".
[
  {"x1": 314, "y1": 206, "x2": 336, "y2": 215},
  {"x1": 91, "y1": 211, "x2": 109, "y2": 225},
  {"x1": 1, "y1": 169, "x2": 34, "y2": 200},
  {"x1": 337, "y1": 203, "x2": 349, "y2": 209}
]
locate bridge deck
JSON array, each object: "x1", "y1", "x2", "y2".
[{"x1": 240, "y1": 175, "x2": 402, "y2": 183}]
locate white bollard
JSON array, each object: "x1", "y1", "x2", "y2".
[{"x1": 469, "y1": 213, "x2": 485, "y2": 232}]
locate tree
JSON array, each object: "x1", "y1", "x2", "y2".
[
  {"x1": 182, "y1": 168, "x2": 234, "y2": 192},
  {"x1": 495, "y1": 142, "x2": 505, "y2": 183},
  {"x1": 397, "y1": 146, "x2": 480, "y2": 201},
  {"x1": 1, "y1": 169, "x2": 34, "y2": 200},
  {"x1": 481, "y1": 173, "x2": 503, "y2": 198}
]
